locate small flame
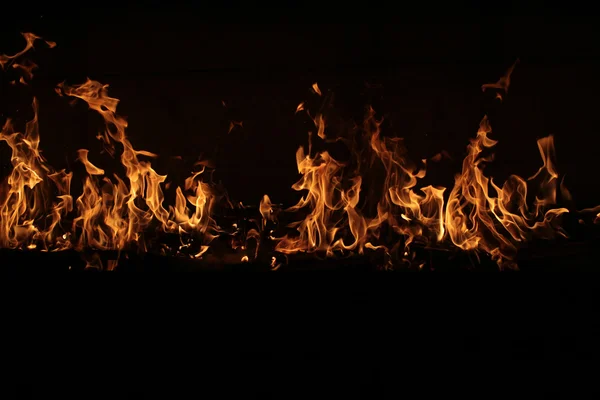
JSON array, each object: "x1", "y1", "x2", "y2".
[
  {"x1": 0, "y1": 32, "x2": 55, "y2": 70},
  {"x1": 312, "y1": 82, "x2": 322, "y2": 96},
  {"x1": 259, "y1": 194, "x2": 276, "y2": 229},
  {"x1": 228, "y1": 120, "x2": 243, "y2": 134},
  {"x1": 481, "y1": 59, "x2": 519, "y2": 100}
]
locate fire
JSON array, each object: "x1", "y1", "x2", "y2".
[
  {"x1": 0, "y1": 97, "x2": 73, "y2": 251},
  {"x1": 267, "y1": 69, "x2": 575, "y2": 269},
  {"x1": 444, "y1": 118, "x2": 569, "y2": 268},
  {"x1": 273, "y1": 147, "x2": 369, "y2": 255},
  {"x1": 1, "y1": 32, "x2": 597, "y2": 270},
  {"x1": 481, "y1": 59, "x2": 519, "y2": 101},
  {"x1": 0, "y1": 32, "x2": 55, "y2": 69}
]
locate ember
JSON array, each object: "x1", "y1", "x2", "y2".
[{"x1": 1, "y1": 32, "x2": 598, "y2": 271}]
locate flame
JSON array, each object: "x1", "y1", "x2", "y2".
[
  {"x1": 1, "y1": 36, "x2": 596, "y2": 270},
  {"x1": 172, "y1": 167, "x2": 219, "y2": 239},
  {"x1": 269, "y1": 68, "x2": 574, "y2": 269},
  {"x1": 0, "y1": 32, "x2": 55, "y2": 70},
  {"x1": 259, "y1": 194, "x2": 275, "y2": 229},
  {"x1": 580, "y1": 205, "x2": 600, "y2": 224},
  {"x1": 312, "y1": 83, "x2": 322, "y2": 96},
  {"x1": 56, "y1": 80, "x2": 173, "y2": 250},
  {"x1": 0, "y1": 32, "x2": 54, "y2": 84},
  {"x1": 0, "y1": 97, "x2": 73, "y2": 250},
  {"x1": 55, "y1": 79, "x2": 219, "y2": 254},
  {"x1": 445, "y1": 117, "x2": 568, "y2": 268},
  {"x1": 273, "y1": 147, "x2": 371, "y2": 255},
  {"x1": 481, "y1": 59, "x2": 519, "y2": 101},
  {"x1": 228, "y1": 120, "x2": 243, "y2": 134},
  {"x1": 364, "y1": 105, "x2": 446, "y2": 254}
]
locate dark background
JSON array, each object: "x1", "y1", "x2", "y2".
[
  {"x1": 2, "y1": 1, "x2": 600, "y2": 209},
  {"x1": 3, "y1": 2, "x2": 600, "y2": 398}
]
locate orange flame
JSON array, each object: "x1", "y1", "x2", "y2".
[
  {"x1": 1, "y1": 36, "x2": 595, "y2": 270},
  {"x1": 0, "y1": 32, "x2": 54, "y2": 83},
  {"x1": 481, "y1": 59, "x2": 519, "y2": 101},
  {"x1": 0, "y1": 98, "x2": 73, "y2": 250},
  {"x1": 269, "y1": 67, "x2": 574, "y2": 269},
  {"x1": 56, "y1": 79, "x2": 219, "y2": 254},
  {"x1": 445, "y1": 117, "x2": 568, "y2": 268}
]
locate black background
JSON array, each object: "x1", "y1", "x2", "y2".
[
  {"x1": 3, "y1": 2, "x2": 600, "y2": 398},
  {"x1": 2, "y1": 1, "x2": 600, "y2": 208}
]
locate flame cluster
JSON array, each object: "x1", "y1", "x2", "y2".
[{"x1": 1, "y1": 33, "x2": 597, "y2": 270}]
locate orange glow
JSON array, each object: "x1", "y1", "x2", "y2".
[{"x1": 1, "y1": 34, "x2": 596, "y2": 270}]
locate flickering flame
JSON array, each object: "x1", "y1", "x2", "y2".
[
  {"x1": 481, "y1": 59, "x2": 519, "y2": 101},
  {"x1": 444, "y1": 117, "x2": 569, "y2": 268},
  {"x1": 259, "y1": 194, "x2": 276, "y2": 229},
  {"x1": 228, "y1": 120, "x2": 243, "y2": 134},
  {"x1": 265, "y1": 63, "x2": 577, "y2": 269},
  {"x1": 0, "y1": 32, "x2": 55, "y2": 69},
  {"x1": 312, "y1": 83, "x2": 322, "y2": 96},
  {"x1": 1, "y1": 96, "x2": 73, "y2": 250},
  {"x1": 274, "y1": 148, "x2": 370, "y2": 255},
  {"x1": 0, "y1": 34, "x2": 596, "y2": 270}
]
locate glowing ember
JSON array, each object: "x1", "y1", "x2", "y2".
[{"x1": 1, "y1": 32, "x2": 598, "y2": 270}]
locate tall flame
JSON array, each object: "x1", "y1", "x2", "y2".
[
  {"x1": 445, "y1": 117, "x2": 569, "y2": 268},
  {"x1": 0, "y1": 98, "x2": 73, "y2": 250},
  {"x1": 55, "y1": 79, "x2": 220, "y2": 255}
]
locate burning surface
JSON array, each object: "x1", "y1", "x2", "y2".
[{"x1": 0, "y1": 32, "x2": 598, "y2": 270}]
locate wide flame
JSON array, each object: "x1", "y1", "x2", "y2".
[{"x1": 0, "y1": 33, "x2": 596, "y2": 270}]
